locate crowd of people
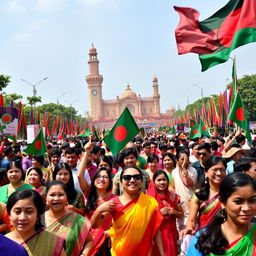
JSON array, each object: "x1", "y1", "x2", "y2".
[{"x1": 0, "y1": 130, "x2": 255, "y2": 256}]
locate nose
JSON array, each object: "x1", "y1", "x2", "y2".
[
  {"x1": 19, "y1": 211, "x2": 27, "y2": 220},
  {"x1": 242, "y1": 202, "x2": 251, "y2": 212}
]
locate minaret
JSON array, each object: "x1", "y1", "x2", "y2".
[
  {"x1": 152, "y1": 76, "x2": 160, "y2": 115},
  {"x1": 86, "y1": 45, "x2": 103, "y2": 120}
]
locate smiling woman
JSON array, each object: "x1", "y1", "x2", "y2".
[
  {"x1": 5, "y1": 189, "x2": 65, "y2": 256},
  {"x1": 187, "y1": 172, "x2": 256, "y2": 255}
]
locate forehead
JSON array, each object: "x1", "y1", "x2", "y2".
[
  {"x1": 8, "y1": 168, "x2": 21, "y2": 172},
  {"x1": 229, "y1": 185, "x2": 256, "y2": 198},
  {"x1": 123, "y1": 167, "x2": 140, "y2": 175},
  {"x1": 57, "y1": 168, "x2": 69, "y2": 173},
  {"x1": 155, "y1": 174, "x2": 167, "y2": 180},
  {"x1": 48, "y1": 184, "x2": 65, "y2": 193},
  {"x1": 198, "y1": 148, "x2": 207, "y2": 153},
  {"x1": 12, "y1": 198, "x2": 36, "y2": 208},
  {"x1": 65, "y1": 153, "x2": 77, "y2": 158},
  {"x1": 124, "y1": 154, "x2": 136, "y2": 158}
]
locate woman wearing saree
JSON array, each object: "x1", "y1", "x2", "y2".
[
  {"x1": 53, "y1": 163, "x2": 85, "y2": 216},
  {"x1": 187, "y1": 172, "x2": 256, "y2": 255},
  {"x1": 26, "y1": 167, "x2": 46, "y2": 200},
  {"x1": 0, "y1": 158, "x2": 34, "y2": 204},
  {"x1": 162, "y1": 153, "x2": 176, "y2": 190},
  {"x1": 84, "y1": 167, "x2": 117, "y2": 256},
  {"x1": 44, "y1": 180, "x2": 93, "y2": 256},
  {"x1": 5, "y1": 189, "x2": 65, "y2": 256},
  {"x1": 91, "y1": 165, "x2": 165, "y2": 256},
  {"x1": 147, "y1": 170, "x2": 183, "y2": 256},
  {"x1": 181, "y1": 156, "x2": 227, "y2": 237}
]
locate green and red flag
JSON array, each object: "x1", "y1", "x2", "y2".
[
  {"x1": 200, "y1": 119, "x2": 211, "y2": 137},
  {"x1": 24, "y1": 129, "x2": 47, "y2": 155},
  {"x1": 174, "y1": 0, "x2": 256, "y2": 71},
  {"x1": 190, "y1": 119, "x2": 197, "y2": 128},
  {"x1": 78, "y1": 128, "x2": 93, "y2": 137},
  {"x1": 228, "y1": 92, "x2": 252, "y2": 143},
  {"x1": 189, "y1": 123, "x2": 201, "y2": 139},
  {"x1": 104, "y1": 107, "x2": 139, "y2": 155},
  {"x1": 139, "y1": 128, "x2": 145, "y2": 137}
]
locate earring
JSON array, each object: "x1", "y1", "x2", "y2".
[
  {"x1": 205, "y1": 177, "x2": 208, "y2": 184},
  {"x1": 221, "y1": 208, "x2": 227, "y2": 220}
]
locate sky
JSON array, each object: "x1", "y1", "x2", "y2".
[{"x1": 1, "y1": 0, "x2": 256, "y2": 116}]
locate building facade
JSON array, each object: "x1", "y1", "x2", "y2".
[{"x1": 86, "y1": 46, "x2": 161, "y2": 122}]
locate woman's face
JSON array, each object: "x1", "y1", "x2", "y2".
[
  {"x1": 98, "y1": 160, "x2": 111, "y2": 170},
  {"x1": 55, "y1": 168, "x2": 70, "y2": 184},
  {"x1": 223, "y1": 185, "x2": 256, "y2": 226},
  {"x1": 121, "y1": 167, "x2": 142, "y2": 194},
  {"x1": 27, "y1": 170, "x2": 41, "y2": 186},
  {"x1": 46, "y1": 185, "x2": 68, "y2": 212},
  {"x1": 94, "y1": 170, "x2": 110, "y2": 191},
  {"x1": 144, "y1": 146, "x2": 151, "y2": 156},
  {"x1": 206, "y1": 162, "x2": 226, "y2": 185},
  {"x1": 7, "y1": 167, "x2": 22, "y2": 184},
  {"x1": 149, "y1": 159, "x2": 158, "y2": 172},
  {"x1": 154, "y1": 174, "x2": 168, "y2": 192},
  {"x1": 163, "y1": 156, "x2": 174, "y2": 169},
  {"x1": 177, "y1": 153, "x2": 189, "y2": 168},
  {"x1": 51, "y1": 154, "x2": 61, "y2": 166},
  {"x1": 10, "y1": 198, "x2": 37, "y2": 235}
]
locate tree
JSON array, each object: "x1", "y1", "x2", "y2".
[
  {"x1": 4, "y1": 93, "x2": 23, "y2": 106},
  {"x1": 27, "y1": 96, "x2": 41, "y2": 108},
  {"x1": 0, "y1": 74, "x2": 11, "y2": 92}
]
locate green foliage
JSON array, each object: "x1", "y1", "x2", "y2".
[
  {"x1": 4, "y1": 93, "x2": 23, "y2": 106},
  {"x1": 237, "y1": 74, "x2": 256, "y2": 121},
  {"x1": 0, "y1": 74, "x2": 11, "y2": 92},
  {"x1": 27, "y1": 96, "x2": 41, "y2": 107}
]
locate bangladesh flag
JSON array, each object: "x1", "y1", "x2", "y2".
[
  {"x1": 139, "y1": 128, "x2": 145, "y2": 137},
  {"x1": 174, "y1": 0, "x2": 256, "y2": 71},
  {"x1": 78, "y1": 128, "x2": 93, "y2": 137},
  {"x1": 189, "y1": 120, "x2": 211, "y2": 139},
  {"x1": 228, "y1": 92, "x2": 252, "y2": 143},
  {"x1": 104, "y1": 107, "x2": 139, "y2": 155},
  {"x1": 24, "y1": 129, "x2": 47, "y2": 155}
]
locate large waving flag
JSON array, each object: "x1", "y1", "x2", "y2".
[
  {"x1": 228, "y1": 92, "x2": 251, "y2": 143},
  {"x1": 24, "y1": 129, "x2": 47, "y2": 155},
  {"x1": 189, "y1": 120, "x2": 211, "y2": 139},
  {"x1": 104, "y1": 107, "x2": 139, "y2": 155},
  {"x1": 174, "y1": 0, "x2": 256, "y2": 71}
]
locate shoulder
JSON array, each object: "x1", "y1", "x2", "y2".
[
  {"x1": 0, "y1": 234, "x2": 28, "y2": 255},
  {"x1": 187, "y1": 232, "x2": 204, "y2": 256}
]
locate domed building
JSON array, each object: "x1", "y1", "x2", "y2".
[{"x1": 86, "y1": 46, "x2": 161, "y2": 122}]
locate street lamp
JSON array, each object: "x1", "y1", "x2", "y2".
[
  {"x1": 56, "y1": 92, "x2": 65, "y2": 104},
  {"x1": 20, "y1": 77, "x2": 48, "y2": 97},
  {"x1": 193, "y1": 84, "x2": 203, "y2": 98}
]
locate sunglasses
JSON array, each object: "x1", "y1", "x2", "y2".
[
  {"x1": 197, "y1": 152, "x2": 207, "y2": 156},
  {"x1": 122, "y1": 174, "x2": 142, "y2": 182}
]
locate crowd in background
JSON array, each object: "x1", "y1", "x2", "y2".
[{"x1": 0, "y1": 130, "x2": 256, "y2": 256}]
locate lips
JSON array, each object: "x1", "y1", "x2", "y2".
[{"x1": 17, "y1": 223, "x2": 28, "y2": 229}]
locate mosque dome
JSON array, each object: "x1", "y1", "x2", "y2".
[
  {"x1": 120, "y1": 85, "x2": 137, "y2": 99},
  {"x1": 89, "y1": 44, "x2": 97, "y2": 55}
]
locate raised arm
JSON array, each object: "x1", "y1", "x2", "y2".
[{"x1": 77, "y1": 137, "x2": 92, "y2": 195}]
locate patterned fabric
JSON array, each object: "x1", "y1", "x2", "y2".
[
  {"x1": 21, "y1": 230, "x2": 65, "y2": 256},
  {"x1": 45, "y1": 211, "x2": 90, "y2": 256}
]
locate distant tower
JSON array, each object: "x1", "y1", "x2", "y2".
[
  {"x1": 86, "y1": 45, "x2": 103, "y2": 120},
  {"x1": 152, "y1": 76, "x2": 160, "y2": 115}
]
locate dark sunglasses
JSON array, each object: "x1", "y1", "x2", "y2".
[
  {"x1": 197, "y1": 152, "x2": 207, "y2": 156},
  {"x1": 122, "y1": 174, "x2": 142, "y2": 182}
]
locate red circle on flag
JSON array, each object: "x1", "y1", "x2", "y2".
[
  {"x1": 191, "y1": 123, "x2": 195, "y2": 127},
  {"x1": 114, "y1": 126, "x2": 127, "y2": 141},
  {"x1": 193, "y1": 129, "x2": 199, "y2": 135},
  {"x1": 202, "y1": 125, "x2": 207, "y2": 131},
  {"x1": 2, "y1": 113, "x2": 12, "y2": 124},
  {"x1": 235, "y1": 107, "x2": 245, "y2": 121},
  {"x1": 35, "y1": 140, "x2": 42, "y2": 150}
]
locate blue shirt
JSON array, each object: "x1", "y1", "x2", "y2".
[{"x1": 187, "y1": 232, "x2": 204, "y2": 256}]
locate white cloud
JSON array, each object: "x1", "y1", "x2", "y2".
[
  {"x1": 6, "y1": 0, "x2": 27, "y2": 13},
  {"x1": 76, "y1": 0, "x2": 119, "y2": 9},
  {"x1": 34, "y1": 0, "x2": 67, "y2": 13}
]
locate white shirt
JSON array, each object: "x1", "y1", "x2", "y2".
[{"x1": 72, "y1": 165, "x2": 91, "y2": 192}]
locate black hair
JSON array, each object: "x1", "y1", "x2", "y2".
[
  {"x1": 142, "y1": 142, "x2": 150, "y2": 148},
  {"x1": 196, "y1": 156, "x2": 227, "y2": 201},
  {"x1": 97, "y1": 155, "x2": 113, "y2": 170},
  {"x1": 167, "y1": 145, "x2": 175, "y2": 150},
  {"x1": 120, "y1": 165, "x2": 143, "y2": 181},
  {"x1": 234, "y1": 157, "x2": 256, "y2": 173},
  {"x1": 247, "y1": 148, "x2": 256, "y2": 158},
  {"x1": 236, "y1": 134, "x2": 246, "y2": 144},
  {"x1": 85, "y1": 167, "x2": 112, "y2": 215},
  {"x1": 33, "y1": 154, "x2": 45, "y2": 166},
  {"x1": 3, "y1": 146, "x2": 13, "y2": 156},
  {"x1": 198, "y1": 143, "x2": 211, "y2": 152},
  {"x1": 7, "y1": 189, "x2": 44, "y2": 230},
  {"x1": 153, "y1": 170, "x2": 169, "y2": 187},
  {"x1": 121, "y1": 147, "x2": 138, "y2": 160},
  {"x1": 7, "y1": 157, "x2": 25, "y2": 181},
  {"x1": 209, "y1": 141, "x2": 218, "y2": 151},
  {"x1": 163, "y1": 152, "x2": 176, "y2": 168},
  {"x1": 46, "y1": 180, "x2": 69, "y2": 199},
  {"x1": 51, "y1": 149, "x2": 61, "y2": 157},
  {"x1": 92, "y1": 145, "x2": 101, "y2": 155},
  {"x1": 159, "y1": 143, "x2": 167, "y2": 150},
  {"x1": 176, "y1": 150, "x2": 189, "y2": 160},
  {"x1": 52, "y1": 163, "x2": 77, "y2": 204},
  {"x1": 27, "y1": 166, "x2": 44, "y2": 185},
  {"x1": 65, "y1": 147, "x2": 79, "y2": 156},
  {"x1": 191, "y1": 143, "x2": 199, "y2": 149},
  {"x1": 147, "y1": 153, "x2": 159, "y2": 163},
  {"x1": 13, "y1": 146, "x2": 21, "y2": 154},
  {"x1": 196, "y1": 173, "x2": 256, "y2": 255}
]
